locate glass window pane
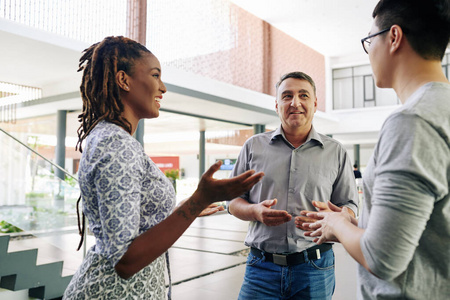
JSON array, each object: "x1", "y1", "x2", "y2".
[
  {"x1": 333, "y1": 78, "x2": 353, "y2": 109},
  {"x1": 353, "y1": 65, "x2": 373, "y2": 76},
  {"x1": 364, "y1": 76, "x2": 374, "y2": 100},
  {"x1": 353, "y1": 76, "x2": 364, "y2": 109},
  {"x1": 441, "y1": 53, "x2": 448, "y2": 64},
  {"x1": 376, "y1": 88, "x2": 399, "y2": 106},
  {"x1": 333, "y1": 68, "x2": 353, "y2": 79}
]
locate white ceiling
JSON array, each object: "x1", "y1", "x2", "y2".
[{"x1": 231, "y1": 0, "x2": 380, "y2": 58}]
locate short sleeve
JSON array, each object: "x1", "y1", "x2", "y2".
[{"x1": 230, "y1": 139, "x2": 252, "y2": 201}]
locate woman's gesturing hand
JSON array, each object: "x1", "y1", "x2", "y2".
[{"x1": 194, "y1": 161, "x2": 264, "y2": 206}]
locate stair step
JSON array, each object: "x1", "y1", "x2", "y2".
[
  {"x1": 7, "y1": 237, "x2": 83, "y2": 277},
  {"x1": 0, "y1": 234, "x2": 85, "y2": 299}
]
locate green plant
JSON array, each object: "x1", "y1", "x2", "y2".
[
  {"x1": 164, "y1": 169, "x2": 179, "y2": 193},
  {"x1": 26, "y1": 192, "x2": 48, "y2": 198},
  {"x1": 164, "y1": 169, "x2": 179, "y2": 181},
  {"x1": 0, "y1": 220, "x2": 23, "y2": 233},
  {"x1": 65, "y1": 175, "x2": 78, "y2": 187}
]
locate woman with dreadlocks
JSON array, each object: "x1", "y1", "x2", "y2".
[{"x1": 63, "y1": 36, "x2": 264, "y2": 299}]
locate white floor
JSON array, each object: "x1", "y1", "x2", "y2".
[
  {"x1": 170, "y1": 213, "x2": 358, "y2": 300},
  {"x1": 2, "y1": 212, "x2": 359, "y2": 300}
]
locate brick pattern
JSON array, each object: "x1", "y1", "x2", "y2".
[{"x1": 147, "y1": 0, "x2": 325, "y2": 111}]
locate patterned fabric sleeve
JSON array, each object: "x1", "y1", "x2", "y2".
[{"x1": 92, "y1": 131, "x2": 144, "y2": 266}]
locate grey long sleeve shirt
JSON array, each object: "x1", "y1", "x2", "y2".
[{"x1": 359, "y1": 82, "x2": 450, "y2": 300}]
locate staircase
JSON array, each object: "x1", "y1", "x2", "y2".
[
  {"x1": 0, "y1": 126, "x2": 82, "y2": 299},
  {"x1": 0, "y1": 234, "x2": 76, "y2": 299}
]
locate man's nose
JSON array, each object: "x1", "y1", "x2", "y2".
[{"x1": 290, "y1": 96, "x2": 301, "y2": 107}]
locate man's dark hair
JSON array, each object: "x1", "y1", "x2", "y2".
[
  {"x1": 275, "y1": 71, "x2": 316, "y2": 95},
  {"x1": 373, "y1": 0, "x2": 450, "y2": 60}
]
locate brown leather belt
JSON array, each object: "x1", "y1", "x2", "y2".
[{"x1": 250, "y1": 243, "x2": 332, "y2": 266}]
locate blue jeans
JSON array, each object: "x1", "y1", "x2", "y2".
[{"x1": 238, "y1": 248, "x2": 335, "y2": 300}]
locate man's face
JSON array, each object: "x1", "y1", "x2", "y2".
[
  {"x1": 275, "y1": 78, "x2": 317, "y2": 132},
  {"x1": 368, "y1": 18, "x2": 392, "y2": 88}
]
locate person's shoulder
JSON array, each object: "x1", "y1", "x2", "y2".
[
  {"x1": 246, "y1": 130, "x2": 275, "y2": 143},
  {"x1": 92, "y1": 121, "x2": 130, "y2": 139},
  {"x1": 317, "y1": 132, "x2": 346, "y2": 150},
  {"x1": 387, "y1": 82, "x2": 450, "y2": 133},
  {"x1": 86, "y1": 121, "x2": 137, "y2": 153},
  {"x1": 401, "y1": 82, "x2": 450, "y2": 115}
]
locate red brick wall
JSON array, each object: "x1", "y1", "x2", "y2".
[
  {"x1": 269, "y1": 26, "x2": 326, "y2": 111},
  {"x1": 159, "y1": 2, "x2": 326, "y2": 112}
]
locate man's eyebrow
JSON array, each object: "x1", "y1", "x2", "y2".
[{"x1": 281, "y1": 89, "x2": 310, "y2": 96}]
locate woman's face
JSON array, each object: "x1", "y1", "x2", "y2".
[{"x1": 120, "y1": 53, "x2": 166, "y2": 124}]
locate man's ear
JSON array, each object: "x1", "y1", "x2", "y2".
[
  {"x1": 389, "y1": 25, "x2": 404, "y2": 54},
  {"x1": 275, "y1": 98, "x2": 279, "y2": 114},
  {"x1": 116, "y1": 70, "x2": 130, "y2": 91}
]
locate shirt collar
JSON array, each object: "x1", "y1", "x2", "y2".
[{"x1": 270, "y1": 125, "x2": 324, "y2": 148}]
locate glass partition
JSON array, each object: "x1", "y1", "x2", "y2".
[{"x1": 0, "y1": 126, "x2": 82, "y2": 254}]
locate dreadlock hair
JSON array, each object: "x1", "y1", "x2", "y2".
[
  {"x1": 76, "y1": 36, "x2": 152, "y2": 153},
  {"x1": 75, "y1": 36, "x2": 151, "y2": 251}
]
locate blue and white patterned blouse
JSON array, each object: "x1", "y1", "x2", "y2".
[{"x1": 64, "y1": 121, "x2": 175, "y2": 300}]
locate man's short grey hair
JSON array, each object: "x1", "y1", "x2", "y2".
[{"x1": 275, "y1": 71, "x2": 316, "y2": 94}]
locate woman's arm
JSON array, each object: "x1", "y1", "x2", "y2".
[{"x1": 115, "y1": 161, "x2": 264, "y2": 279}]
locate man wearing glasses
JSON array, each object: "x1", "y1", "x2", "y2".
[{"x1": 305, "y1": 0, "x2": 450, "y2": 299}]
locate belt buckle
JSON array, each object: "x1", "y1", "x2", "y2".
[{"x1": 272, "y1": 254, "x2": 288, "y2": 266}]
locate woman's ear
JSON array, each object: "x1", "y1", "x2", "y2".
[{"x1": 116, "y1": 70, "x2": 130, "y2": 91}]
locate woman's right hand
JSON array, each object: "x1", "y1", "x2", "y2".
[{"x1": 193, "y1": 161, "x2": 264, "y2": 206}]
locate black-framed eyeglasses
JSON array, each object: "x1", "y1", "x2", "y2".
[{"x1": 361, "y1": 28, "x2": 390, "y2": 54}]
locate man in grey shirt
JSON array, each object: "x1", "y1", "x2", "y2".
[
  {"x1": 305, "y1": 0, "x2": 450, "y2": 299},
  {"x1": 228, "y1": 71, "x2": 358, "y2": 299}
]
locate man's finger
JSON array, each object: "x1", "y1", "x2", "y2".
[
  {"x1": 262, "y1": 198, "x2": 278, "y2": 208},
  {"x1": 305, "y1": 212, "x2": 323, "y2": 219},
  {"x1": 327, "y1": 201, "x2": 342, "y2": 212},
  {"x1": 300, "y1": 210, "x2": 316, "y2": 216},
  {"x1": 295, "y1": 216, "x2": 317, "y2": 223},
  {"x1": 309, "y1": 228, "x2": 321, "y2": 237},
  {"x1": 312, "y1": 200, "x2": 328, "y2": 210},
  {"x1": 308, "y1": 222, "x2": 321, "y2": 230},
  {"x1": 265, "y1": 210, "x2": 290, "y2": 217}
]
